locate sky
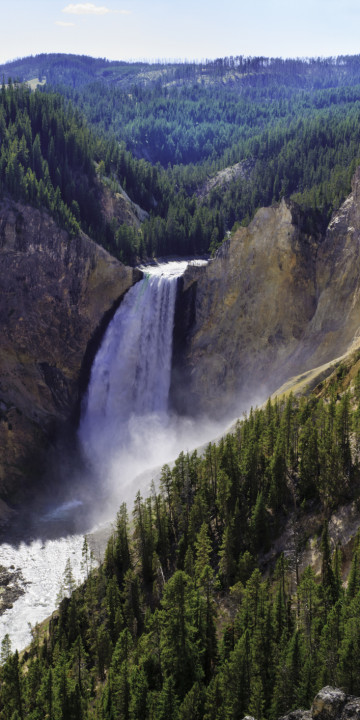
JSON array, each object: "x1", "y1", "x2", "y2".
[{"x1": 1, "y1": 0, "x2": 360, "y2": 65}]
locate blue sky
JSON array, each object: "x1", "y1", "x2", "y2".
[{"x1": 1, "y1": 0, "x2": 360, "y2": 65}]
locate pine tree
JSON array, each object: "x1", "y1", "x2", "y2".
[
  {"x1": 250, "y1": 492, "x2": 269, "y2": 553},
  {"x1": 156, "y1": 676, "x2": 179, "y2": 720},
  {"x1": 178, "y1": 682, "x2": 205, "y2": 720},
  {"x1": 320, "y1": 521, "x2": 336, "y2": 604},
  {"x1": 219, "y1": 522, "x2": 236, "y2": 588},
  {"x1": 299, "y1": 417, "x2": 319, "y2": 500},
  {"x1": 111, "y1": 628, "x2": 133, "y2": 719},
  {"x1": 347, "y1": 534, "x2": 360, "y2": 599},
  {"x1": 63, "y1": 557, "x2": 76, "y2": 598},
  {"x1": 203, "y1": 675, "x2": 224, "y2": 720},
  {"x1": 248, "y1": 666, "x2": 265, "y2": 720},
  {"x1": 1, "y1": 634, "x2": 12, "y2": 664},
  {"x1": 129, "y1": 665, "x2": 148, "y2": 720},
  {"x1": 36, "y1": 667, "x2": 55, "y2": 720},
  {"x1": 160, "y1": 570, "x2": 203, "y2": 698},
  {"x1": 194, "y1": 523, "x2": 212, "y2": 586},
  {"x1": 222, "y1": 630, "x2": 251, "y2": 719},
  {"x1": 0, "y1": 650, "x2": 24, "y2": 720}
]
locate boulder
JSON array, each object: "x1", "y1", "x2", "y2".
[{"x1": 312, "y1": 687, "x2": 347, "y2": 720}]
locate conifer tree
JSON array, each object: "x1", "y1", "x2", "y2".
[
  {"x1": 160, "y1": 570, "x2": 203, "y2": 698},
  {"x1": 194, "y1": 522, "x2": 212, "y2": 585},
  {"x1": 156, "y1": 676, "x2": 179, "y2": 720},
  {"x1": 320, "y1": 520, "x2": 336, "y2": 604},
  {"x1": 178, "y1": 682, "x2": 205, "y2": 720}
]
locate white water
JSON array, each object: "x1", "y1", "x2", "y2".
[
  {"x1": 2, "y1": 259, "x2": 225, "y2": 652},
  {"x1": 0, "y1": 533, "x2": 86, "y2": 652},
  {"x1": 78, "y1": 261, "x2": 184, "y2": 470}
]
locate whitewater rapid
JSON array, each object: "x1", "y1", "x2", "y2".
[{"x1": 0, "y1": 530, "x2": 86, "y2": 652}]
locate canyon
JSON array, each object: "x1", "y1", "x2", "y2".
[{"x1": 3, "y1": 166, "x2": 360, "y2": 508}]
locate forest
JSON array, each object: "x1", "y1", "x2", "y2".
[
  {"x1": 3, "y1": 55, "x2": 360, "y2": 261},
  {"x1": 1, "y1": 357, "x2": 360, "y2": 719}
]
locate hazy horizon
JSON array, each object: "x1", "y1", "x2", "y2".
[{"x1": 1, "y1": 0, "x2": 360, "y2": 67}]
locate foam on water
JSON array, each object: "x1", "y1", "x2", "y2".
[{"x1": 0, "y1": 533, "x2": 86, "y2": 651}]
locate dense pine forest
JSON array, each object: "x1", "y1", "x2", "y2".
[
  {"x1": 2, "y1": 356, "x2": 360, "y2": 719},
  {"x1": 3, "y1": 54, "x2": 360, "y2": 261}
]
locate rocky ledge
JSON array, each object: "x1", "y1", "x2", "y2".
[
  {"x1": 0, "y1": 200, "x2": 140, "y2": 504},
  {"x1": 0, "y1": 565, "x2": 25, "y2": 615},
  {"x1": 277, "y1": 687, "x2": 360, "y2": 720}
]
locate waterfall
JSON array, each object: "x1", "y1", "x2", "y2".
[
  {"x1": 0, "y1": 260, "x2": 221, "y2": 653},
  {"x1": 78, "y1": 262, "x2": 187, "y2": 481}
]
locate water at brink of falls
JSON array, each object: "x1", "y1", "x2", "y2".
[{"x1": 1, "y1": 259, "x2": 226, "y2": 652}]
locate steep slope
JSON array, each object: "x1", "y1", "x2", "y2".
[
  {"x1": 172, "y1": 197, "x2": 318, "y2": 416},
  {"x1": 172, "y1": 167, "x2": 360, "y2": 419},
  {"x1": 0, "y1": 200, "x2": 140, "y2": 503},
  {"x1": 292, "y1": 166, "x2": 360, "y2": 368}
]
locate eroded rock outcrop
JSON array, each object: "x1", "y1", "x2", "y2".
[
  {"x1": 172, "y1": 198, "x2": 317, "y2": 417},
  {"x1": 173, "y1": 167, "x2": 360, "y2": 418},
  {"x1": 291, "y1": 167, "x2": 360, "y2": 369},
  {"x1": 0, "y1": 200, "x2": 140, "y2": 502},
  {"x1": 278, "y1": 686, "x2": 360, "y2": 720}
]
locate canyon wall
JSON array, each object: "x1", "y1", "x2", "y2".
[
  {"x1": 172, "y1": 168, "x2": 360, "y2": 418},
  {"x1": 0, "y1": 200, "x2": 140, "y2": 501}
]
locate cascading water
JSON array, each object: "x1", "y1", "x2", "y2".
[{"x1": 78, "y1": 262, "x2": 183, "y2": 473}]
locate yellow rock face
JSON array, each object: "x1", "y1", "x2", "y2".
[
  {"x1": 176, "y1": 169, "x2": 360, "y2": 418},
  {"x1": 177, "y1": 199, "x2": 317, "y2": 417}
]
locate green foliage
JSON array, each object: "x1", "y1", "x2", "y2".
[
  {"x1": 38, "y1": 53, "x2": 360, "y2": 244},
  {"x1": 2, "y1": 385, "x2": 360, "y2": 717},
  {"x1": 0, "y1": 81, "x2": 95, "y2": 237},
  {"x1": 5, "y1": 56, "x2": 360, "y2": 262}
]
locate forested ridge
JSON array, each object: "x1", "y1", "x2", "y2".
[
  {"x1": 2, "y1": 357, "x2": 360, "y2": 719},
  {"x1": 4, "y1": 54, "x2": 360, "y2": 262},
  {"x1": 0, "y1": 82, "x2": 223, "y2": 262}
]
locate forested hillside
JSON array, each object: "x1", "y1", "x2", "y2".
[
  {"x1": 4, "y1": 54, "x2": 360, "y2": 261},
  {"x1": 0, "y1": 81, "x2": 223, "y2": 262},
  {"x1": 34, "y1": 54, "x2": 360, "y2": 244},
  {"x1": 2, "y1": 357, "x2": 360, "y2": 719}
]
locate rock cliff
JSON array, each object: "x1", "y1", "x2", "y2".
[
  {"x1": 172, "y1": 197, "x2": 317, "y2": 417},
  {"x1": 172, "y1": 167, "x2": 360, "y2": 418},
  {"x1": 0, "y1": 200, "x2": 140, "y2": 503}
]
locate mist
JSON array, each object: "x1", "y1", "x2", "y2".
[{"x1": 80, "y1": 409, "x2": 236, "y2": 522}]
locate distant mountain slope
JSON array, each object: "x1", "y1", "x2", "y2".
[
  {"x1": 5, "y1": 53, "x2": 360, "y2": 92},
  {"x1": 5, "y1": 55, "x2": 360, "y2": 259}
]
